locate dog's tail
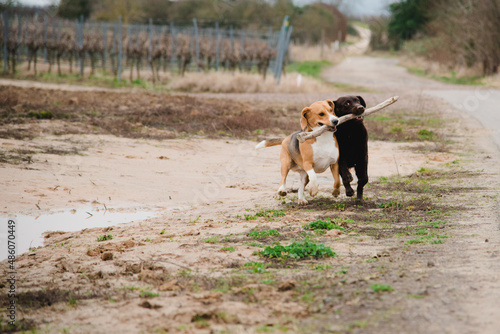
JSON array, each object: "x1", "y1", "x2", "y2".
[{"x1": 255, "y1": 138, "x2": 284, "y2": 149}]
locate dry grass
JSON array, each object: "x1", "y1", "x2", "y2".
[
  {"x1": 168, "y1": 71, "x2": 332, "y2": 94},
  {"x1": 399, "y1": 55, "x2": 484, "y2": 79},
  {"x1": 289, "y1": 44, "x2": 345, "y2": 63},
  {"x1": 0, "y1": 86, "x2": 300, "y2": 140}
]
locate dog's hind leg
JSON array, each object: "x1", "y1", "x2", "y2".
[
  {"x1": 277, "y1": 150, "x2": 292, "y2": 197},
  {"x1": 298, "y1": 171, "x2": 309, "y2": 205},
  {"x1": 355, "y1": 162, "x2": 368, "y2": 203},
  {"x1": 339, "y1": 161, "x2": 354, "y2": 197}
]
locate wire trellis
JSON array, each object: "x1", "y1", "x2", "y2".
[{"x1": 0, "y1": 12, "x2": 292, "y2": 84}]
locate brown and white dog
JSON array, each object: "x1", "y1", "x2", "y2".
[{"x1": 256, "y1": 100, "x2": 341, "y2": 205}]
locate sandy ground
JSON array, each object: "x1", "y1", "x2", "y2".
[
  {"x1": 2, "y1": 135, "x2": 454, "y2": 215},
  {"x1": 1, "y1": 48, "x2": 500, "y2": 332}
]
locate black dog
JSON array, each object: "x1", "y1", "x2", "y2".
[{"x1": 333, "y1": 96, "x2": 368, "y2": 202}]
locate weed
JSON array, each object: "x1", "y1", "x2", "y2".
[
  {"x1": 97, "y1": 234, "x2": 113, "y2": 242},
  {"x1": 221, "y1": 246, "x2": 236, "y2": 252},
  {"x1": 245, "y1": 209, "x2": 286, "y2": 220},
  {"x1": 331, "y1": 202, "x2": 346, "y2": 211},
  {"x1": 193, "y1": 315, "x2": 210, "y2": 329},
  {"x1": 68, "y1": 297, "x2": 77, "y2": 306},
  {"x1": 370, "y1": 284, "x2": 394, "y2": 293},
  {"x1": 314, "y1": 264, "x2": 332, "y2": 271},
  {"x1": 140, "y1": 291, "x2": 160, "y2": 298},
  {"x1": 378, "y1": 201, "x2": 403, "y2": 208},
  {"x1": 417, "y1": 129, "x2": 435, "y2": 140},
  {"x1": 160, "y1": 229, "x2": 165, "y2": 235},
  {"x1": 244, "y1": 262, "x2": 268, "y2": 273},
  {"x1": 247, "y1": 229, "x2": 280, "y2": 239},
  {"x1": 244, "y1": 214, "x2": 257, "y2": 220},
  {"x1": 204, "y1": 236, "x2": 220, "y2": 243},
  {"x1": 27, "y1": 110, "x2": 53, "y2": 119},
  {"x1": 304, "y1": 219, "x2": 349, "y2": 231},
  {"x1": 261, "y1": 241, "x2": 337, "y2": 259},
  {"x1": 244, "y1": 241, "x2": 265, "y2": 248}
]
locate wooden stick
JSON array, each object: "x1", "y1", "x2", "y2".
[{"x1": 297, "y1": 96, "x2": 399, "y2": 143}]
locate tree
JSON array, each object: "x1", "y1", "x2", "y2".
[
  {"x1": 388, "y1": 0, "x2": 429, "y2": 49},
  {"x1": 292, "y1": 4, "x2": 336, "y2": 44},
  {"x1": 58, "y1": 0, "x2": 93, "y2": 20},
  {"x1": 92, "y1": 0, "x2": 143, "y2": 23}
]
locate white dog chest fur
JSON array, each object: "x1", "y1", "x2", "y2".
[{"x1": 311, "y1": 131, "x2": 339, "y2": 173}]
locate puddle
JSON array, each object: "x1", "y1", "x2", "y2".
[{"x1": 0, "y1": 207, "x2": 160, "y2": 261}]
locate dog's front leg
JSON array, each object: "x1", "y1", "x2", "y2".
[
  {"x1": 305, "y1": 167, "x2": 319, "y2": 197},
  {"x1": 330, "y1": 162, "x2": 341, "y2": 197},
  {"x1": 298, "y1": 171, "x2": 309, "y2": 205}
]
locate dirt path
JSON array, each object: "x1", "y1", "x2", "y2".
[
  {"x1": 324, "y1": 56, "x2": 500, "y2": 333},
  {"x1": 0, "y1": 56, "x2": 499, "y2": 333}
]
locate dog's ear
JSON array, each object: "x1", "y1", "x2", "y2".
[
  {"x1": 332, "y1": 99, "x2": 339, "y2": 110},
  {"x1": 326, "y1": 99, "x2": 335, "y2": 110},
  {"x1": 300, "y1": 107, "x2": 311, "y2": 131},
  {"x1": 357, "y1": 96, "x2": 366, "y2": 108}
]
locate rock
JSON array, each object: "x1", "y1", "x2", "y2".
[
  {"x1": 427, "y1": 260, "x2": 435, "y2": 267},
  {"x1": 139, "y1": 301, "x2": 162, "y2": 309},
  {"x1": 326, "y1": 229, "x2": 342, "y2": 237},
  {"x1": 122, "y1": 240, "x2": 135, "y2": 248},
  {"x1": 69, "y1": 97, "x2": 79, "y2": 105},
  {"x1": 278, "y1": 279, "x2": 297, "y2": 292},
  {"x1": 159, "y1": 279, "x2": 183, "y2": 291},
  {"x1": 101, "y1": 252, "x2": 113, "y2": 261}
]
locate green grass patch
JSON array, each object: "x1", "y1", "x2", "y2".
[
  {"x1": 378, "y1": 201, "x2": 403, "y2": 208},
  {"x1": 288, "y1": 60, "x2": 332, "y2": 78},
  {"x1": 247, "y1": 229, "x2": 280, "y2": 239},
  {"x1": 314, "y1": 264, "x2": 333, "y2": 271},
  {"x1": 260, "y1": 241, "x2": 336, "y2": 259},
  {"x1": 417, "y1": 129, "x2": 435, "y2": 140},
  {"x1": 204, "y1": 236, "x2": 220, "y2": 243},
  {"x1": 370, "y1": 284, "x2": 394, "y2": 293},
  {"x1": 27, "y1": 110, "x2": 53, "y2": 119},
  {"x1": 364, "y1": 109, "x2": 446, "y2": 142},
  {"x1": 221, "y1": 246, "x2": 236, "y2": 252},
  {"x1": 405, "y1": 233, "x2": 447, "y2": 245},
  {"x1": 304, "y1": 218, "x2": 350, "y2": 231},
  {"x1": 406, "y1": 67, "x2": 484, "y2": 86},
  {"x1": 244, "y1": 209, "x2": 286, "y2": 221},
  {"x1": 140, "y1": 291, "x2": 160, "y2": 298},
  {"x1": 244, "y1": 262, "x2": 268, "y2": 273}
]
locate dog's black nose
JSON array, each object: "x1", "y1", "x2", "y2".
[
  {"x1": 333, "y1": 119, "x2": 339, "y2": 125},
  {"x1": 357, "y1": 105, "x2": 365, "y2": 111}
]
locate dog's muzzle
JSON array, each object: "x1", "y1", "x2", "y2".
[{"x1": 327, "y1": 125, "x2": 337, "y2": 133}]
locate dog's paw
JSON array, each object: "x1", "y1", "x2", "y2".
[
  {"x1": 298, "y1": 198, "x2": 308, "y2": 205},
  {"x1": 309, "y1": 183, "x2": 319, "y2": 197},
  {"x1": 332, "y1": 188, "x2": 340, "y2": 197},
  {"x1": 278, "y1": 190, "x2": 287, "y2": 197},
  {"x1": 345, "y1": 187, "x2": 354, "y2": 197}
]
